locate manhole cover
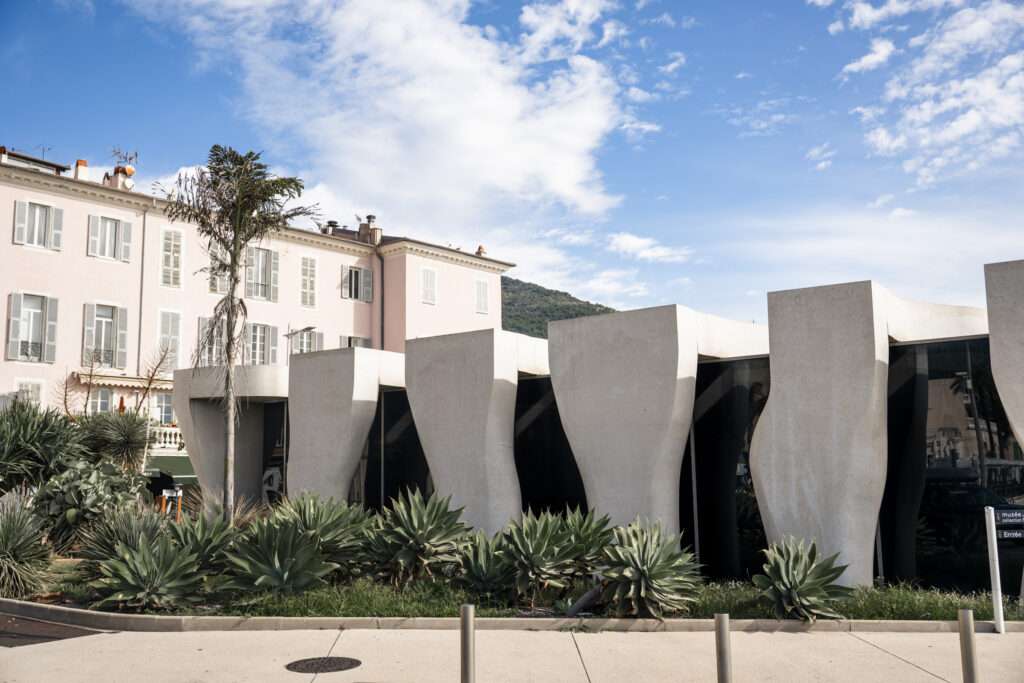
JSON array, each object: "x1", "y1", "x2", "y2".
[{"x1": 285, "y1": 657, "x2": 362, "y2": 674}]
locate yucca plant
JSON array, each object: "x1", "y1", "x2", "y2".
[
  {"x1": 563, "y1": 507, "x2": 613, "y2": 586},
  {"x1": 752, "y1": 537, "x2": 854, "y2": 622},
  {"x1": 222, "y1": 516, "x2": 337, "y2": 597},
  {"x1": 503, "y1": 510, "x2": 576, "y2": 606},
  {"x1": 171, "y1": 508, "x2": 236, "y2": 574},
  {"x1": 0, "y1": 498, "x2": 51, "y2": 598},
  {"x1": 368, "y1": 489, "x2": 468, "y2": 586},
  {"x1": 0, "y1": 400, "x2": 87, "y2": 493},
  {"x1": 455, "y1": 530, "x2": 515, "y2": 601},
  {"x1": 76, "y1": 503, "x2": 168, "y2": 581},
  {"x1": 601, "y1": 518, "x2": 701, "y2": 619},
  {"x1": 183, "y1": 488, "x2": 268, "y2": 530},
  {"x1": 92, "y1": 533, "x2": 207, "y2": 611},
  {"x1": 275, "y1": 492, "x2": 373, "y2": 579},
  {"x1": 83, "y1": 410, "x2": 154, "y2": 471}
]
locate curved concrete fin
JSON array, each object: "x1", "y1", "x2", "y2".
[
  {"x1": 405, "y1": 329, "x2": 537, "y2": 533},
  {"x1": 549, "y1": 306, "x2": 699, "y2": 536},
  {"x1": 985, "y1": 260, "x2": 1024, "y2": 451}
]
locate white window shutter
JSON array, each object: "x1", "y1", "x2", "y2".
[
  {"x1": 82, "y1": 303, "x2": 96, "y2": 364},
  {"x1": 244, "y1": 323, "x2": 253, "y2": 364},
  {"x1": 168, "y1": 311, "x2": 180, "y2": 369},
  {"x1": 475, "y1": 281, "x2": 488, "y2": 314},
  {"x1": 421, "y1": 269, "x2": 436, "y2": 304},
  {"x1": 44, "y1": 297, "x2": 58, "y2": 363},
  {"x1": 245, "y1": 246, "x2": 256, "y2": 298},
  {"x1": 269, "y1": 251, "x2": 280, "y2": 302},
  {"x1": 115, "y1": 307, "x2": 128, "y2": 369},
  {"x1": 198, "y1": 317, "x2": 210, "y2": 366},
  {"x1": 362, "y1": 268, "x2": 373, "y2": 302},
  {"x1": 268, "y1": 326, "x2": 278, "y2": 364},
  {"x1": 13, "y1": 201, "x2": 27, "y2": 244},
  {"x1": 49, "y1": 207, "x2": 63, "y2": 251},
  {"x1": 314, "y1": 332, "x2": 324, "y2": 351},
  {"x1": 87, "y1": 215, "x2": 100, "y2": 256},
  {"x1": 341, "y1": 265, "x2": 351, "y2": 299},
  {"x1": 340, "y1": 335, "x2": 349, "y2": 348},
  {"x1": 119, "y1": 222, "x2": 133, "y2": 261},
  {"x1": 7, "y1": 293, "x2": 23, "y2": 360}
]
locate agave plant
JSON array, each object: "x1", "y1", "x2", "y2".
[
  {"x1": 0, "y1": 498, "x2": 51, "y2": 598},
  {"x1": 455, "y1": 530, "x2": 515, "y2": 600},
  {"x1": 601, "y1": 518, "x2": 701, "y2": 619},
  {"x1": 222, "y1": 516, "x2": 337, "y2": 597},
  {"x1": 563, "y1": 508, "x2": 613, "y2": 585},
  {"x1": 503, "y1": 510, "x2": 576, "y2": 606},
  {"x1": 275, "y1": 492, "x2": 373, "y2": 579},
  {"x1": 92, "y1": 532, "x2": 206, "y2": 611},
  {"x1": 752, "y1": 537, "x2": 854, "y2": 622},
  {"x1": 76, "y1": 503, "x2": 168, "y2": 581},
  {"x1": 84, "y1": 410, "x2": 154, "y2": 471},
  {"x1": 0, "y1": 400, "x2": 87, "y2": 494},
  {"x1": 172, "y1": 509, "x2": 237, "y2": 575},
  {"x1": 368, "y1": 489, "x2": 468, "y2": 586}
]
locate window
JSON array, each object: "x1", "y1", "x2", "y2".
[
  {"x1": 25, "y1": 203, "x2": 49, "y2": 247},
  {"x1": 296, "y1": 330, "x2": 313, "y2": 354},
  {"x1": 88, "y1": 214, "x2": 131, "y2": 261},
  {"x1": 245, "y1": 247, "x2": 278, "y2": 301},
  {"x1": 98, "y1": 218, "x2": 119, "y2": 258},
  {"x1": 199, "y1": 317, "x2": 225, "y2": 366},
  {"x1": 156, "y1": 392, "x2": 174, "y2": 425},
  {"x1": 18, "y1": 295, "x2": 44, "y2": 361},
  {"x1": 15, "y1": 380, "x2": 43, "y2": 406},
  {"x1": 300, "y1": 257, "x2": 317, "y2": 307},
  {"x1": 421, "y1": 268, "x2": 437, "y2": 305},
  {"x1": 344, "y1": 336, "x2": 372, "y2": 349},
  {"x1": 161, "y1": 229, "x2": 183, "y2": 288},
  {"x1": 94, "y1": 305, "x2": 116, "y2": 366},
  {"x1": 209, "y1": 243, "x2": 228, "y2": 294},
  {"x1": 89, "y1": 388, "x2": 111, "y2": 415},
  {"x1": 158, "y1": 310, "x2": 181, "y2": 370},
  {"x1": 246, "y1": 323, "x2": 277, "y2": 365},
  {"x1": 475, "y1": 280, "x2": 489, "y2": 315},
  {"x1": 341, "y1": 266, "x2": 373, "y2": 301}
]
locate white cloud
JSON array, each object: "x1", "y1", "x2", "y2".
[
  {"x1": 619, "y1": 117, "x2": 662, "y2": 139},
  {"x1": 865, "y1": 126, "x2": 908, "y2": 154},
  {"x1": 890, "y1": 207, "x2": 917, "y2": 217},
  {"x1": 735, "y1": 71, "x2": 752, "y2": 79},
  {"x1": 634, "y1": 0, "x2": 655, "y2": 9},
  {"x1": 626, "y1": 86, "x2": 661, "y2": 103},
  {"x1": 807, "y1": 0, "x2": 836, "y2": 6},
  {"x1": 850, "y1": 105, "x2": 885, "y2": 121},
  {"x1": 677, "y1": 16, "x2": 699, "y2": 29},
  {"x1": 657, "y1": 51, "x2": 687, "y2": 74},
  {"x1": 597, "y1": 20, "x2": 629, "y2": 47},
  {"x1": 842, "y1": 38, "x2": 896, "y2": 73},
  {"x1": 868, "y1": 193, "x2": 896, "y2": 207},
  {"x1": 828, "y1": 20, "x2": 845, "y2": 35},
  {"x1": 847, "y1": 0, "x2": 965, "y2": 31},
  {"x1": 575, "y1": 268, "x2": 650, "y2": 303},
  {"x1": 607, "y1": 231, "x2": 692, "y2": 263},
  {"x1": 645, "y1": 12, "x2": 675, "y2": 27},
  {"x1": 805, "y1": 141, "x2": 837, "y2": 170},
  {"x1": 715, "y1": 97, "x2": 803, "y2": 137}
]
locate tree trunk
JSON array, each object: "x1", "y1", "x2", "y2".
[{"x1": 224, "y1": 246, "x2": 239, "y2": 525}]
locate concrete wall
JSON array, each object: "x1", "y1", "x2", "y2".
[
  {"x1": 287, "y1": 347, "x2": 406, "y2": 500},
  {"x1": 405, "y1": 329, "x2": 545, "y2": 533},
  {"x1": 985, "y1": 260, "x2": 1024, "y2": 452}
]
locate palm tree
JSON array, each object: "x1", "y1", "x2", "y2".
[{"x1": 164, "y1": 145, "x2": 316, "y2": 523}]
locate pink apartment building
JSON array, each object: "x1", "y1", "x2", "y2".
[{"x1": 1, "y1": 146, "x2": 513, "y2": 477}]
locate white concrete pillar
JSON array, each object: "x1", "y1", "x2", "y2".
[
  {"x1": 549, "y1": 306, "x2": 699, "y2": 537},
  {"x1": 985, "y1": 260, "x2": 1024, "y2": 452}
]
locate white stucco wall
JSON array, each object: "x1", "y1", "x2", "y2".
[{"x1": 985, "y1": 260, "x2": 1024, "y2": 453}]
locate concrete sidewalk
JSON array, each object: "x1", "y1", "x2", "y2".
[{"x1": 2, "y1": 627, "x2": 1023, "y2": 682}]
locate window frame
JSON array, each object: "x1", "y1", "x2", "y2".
[
  {"x1": 93, "y1": 304, "x2": 116, "y2": 367},
  {"x1": 474, "y1": 279, "x2": 489, "y2": 315},
  {"x1": 250, "y1": 247, "x2": 271, "y2": 301},
  {"x1": 18, "y1": 294, "x2": 45, "y2": 362},
  {"x1": 160, "y1": 227, "x2": 184, "y2": 289},
  {"x1": 24, "y1": 202, "x2": 51, "y2": 248},
  {"x1": 13, "y1": 378, "x2": 44, "y2": 407},
  {"x1": 421, "y1": 267, "x2": 437, "y2": 305},
  {"x1": 89, "y1": 387, "x2": 111, "y2": 415},
  {"x1": 249, "y1": 323, "x2": 269, "y2": 365},
  {"x1": 300, "y1": 255, "x2": 318, "y2": 308},
  {"x1": 155, "y1": 392, "x2": 174, "y2": 426},
  {"x1": 96, "y1": 216, "x2": 120, "y2": 260}
]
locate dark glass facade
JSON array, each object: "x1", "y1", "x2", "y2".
[
  {"x1": 680, "y1": 358, "x2": 770, "y2": 580},
  {"x1": 347, "y1": 389, "x2": 433, "y2": 511},
  {"x1": 882, "y1": 338, "x2": 1024, "y2": 595},
  {"x1": 513, "y1": 377, "x2": 588, "y2": 515}
]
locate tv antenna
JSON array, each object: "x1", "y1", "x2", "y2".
[
  {"x1": 34, "y1": 144, "x2": 53, "y2": 160},
  {"x1": 109, "y1": 146, "x2": 138, "y2": 167}
]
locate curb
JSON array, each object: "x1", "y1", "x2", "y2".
[{"x1": 2, "y1": 598, "x2": 1021, "y2": 634}]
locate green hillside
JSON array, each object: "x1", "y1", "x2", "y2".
[{"x1": 501, "y1": 276, "x2": 615, "y2": 339}]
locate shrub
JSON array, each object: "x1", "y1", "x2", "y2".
[
  {"x1": 222, "y1": 516, "x2": 337, "y2": 598},
  {"x1": 76, "y1": 504, "x2": 168, "y2": 581},
  {"x1": 84, "y1": 410, "x2": 154, "y2": 471},
  {"x1": 0, "y1": 400, "x2": 87, "y2": 493},
  {"x1": 752, "y1": 537, "x2": 854, "y2": 622},
  {"x1": 32, "y1": 458, "x2": 150, "y2": 554},
  {"x1": 455, "y1": 530, "x2": 515, "y2": 601},
  {"x1": 93, "y1": 532, "x2": 206, "y2": 611},
  {"x1": 563, "y1": 508, "x2": 613, "y2": 586},
  {"x1": 504, "y1": 510, "x2": 576, "y2": 606},
  {"x1": 0, "y1": 498, "x2": 51, "y2": 598},
  {"x1": 275, "y1": 492, "x2": 373, "y2": 580},
  {"x1": 601, "y1": 518, "x2": 701, "y2": 619},
  {"x1": 171, "y1": 509, "x2": 236, "y2": 575},
  {"x1": 368, "y1": 489, "x2": 468, "y2": 586}
]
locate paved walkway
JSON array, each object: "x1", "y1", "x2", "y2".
[{"x1": 2, "y1": 625, "x2": 1023, "y2": 682}]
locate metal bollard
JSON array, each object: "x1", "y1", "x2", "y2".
[
  {"x1": 958, "y1": 609, "x2": 979, "y2": 683},
  {"x1": 461, "y1": 604, "x2": 475, "y2": 683},
  {"x1": 714, "y1": 613, "x2": 732, "y2": 683}
]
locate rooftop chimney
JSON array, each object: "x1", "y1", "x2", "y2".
[
  {"x1": 103, "y1": 166, "x2": 134, "y2": 191},
  {"x1": 475, "y1": 245, "x2": 486, "y2": 257},
  {"x1": 357, "y1": 214, "x2": 382, "y2": 245},
  {"x1": 323, "y1": 219, "x2": 339, "y2": 235},
  {"x1": 74, "y1": 159, "x2": 89, "y2": 182}
]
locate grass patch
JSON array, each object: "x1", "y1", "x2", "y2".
[
  {"x1": 837, "y1": 582, "x2": 1022, "y2": 621},
  {"x1": 688, "y1": 581, "x2": 762, "y2": 619}
]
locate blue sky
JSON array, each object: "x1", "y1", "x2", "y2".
[{"x1": 3, "y1": 1, "x2": 1024, "y2": 322}]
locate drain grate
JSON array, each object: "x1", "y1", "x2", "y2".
[{"x1": 285, "y1": 656, "x2": 362, "y2": 674}]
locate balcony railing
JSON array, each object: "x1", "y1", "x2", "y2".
[
  {"x1": 152, "y1": 425, "x2": 185, "y2": 452},
  {"x1": 19, "y1": 341, "x2": 41, "y2": 362}
]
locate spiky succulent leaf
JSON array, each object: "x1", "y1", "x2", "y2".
[
  {"x1": 0, "y1": 400, "x2": 87, "y2": 493},
  {"x1": 222, "y1": 516, "x2": 337, "y2": 597},
  {"x1": 92, "y1": 533, "x2": 206, "y2": 610},
  {"x1": 0, "y1": 498, "x2": 51, "y2": 598},
  {"x1": 600, "y1": 518, "x2": 701, "y2": 620},
  {"x1": 752, "y1": 536, "x2": 855, "y2": 622},
  {"x1": 275, "y1": 491, "x2": 373, "y2": 579},
  {"x1": 503, "y1": 510, "x2": 576, "y2": 606},
  {"x1": 76, "y1": 503, "x2": 168, "y2": 581},
  {"x1": 563, "y1": 507, "x2": 613, "y2": 583},
  {"x1": 455, "y1": 530, "x2": 515, "y2": 599},
  {"x1": 171, "y1": 508, "x2": 236, "y2": 574}
]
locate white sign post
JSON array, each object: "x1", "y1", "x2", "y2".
[{"x1": 983, "y1": 506, "x2": 1004, "y2": 634}]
